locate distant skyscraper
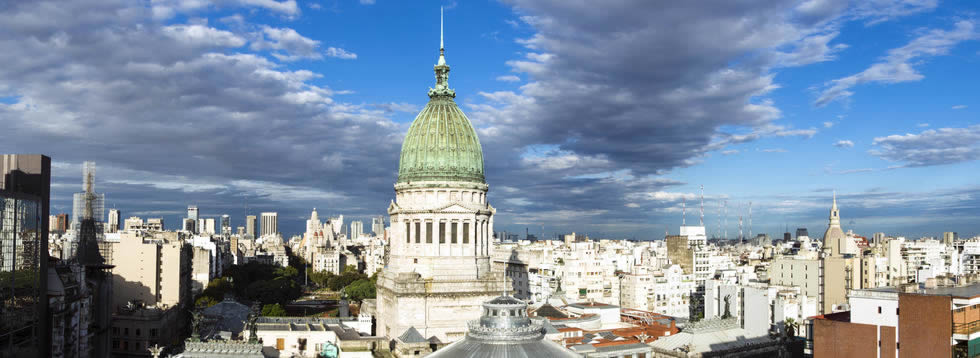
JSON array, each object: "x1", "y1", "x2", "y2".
[
  {"x1": 783, "y1": 231, "x2": 791, "y2": 242},
  {"x1": 943, "y1": 232, "x2": 957, "y2": 246},
  {"x1": 221, "y1": 214, "x2": 231, "y2": 234},
  {"x1": 872, "y1": 232, "x2": 886, "y2": 246},
  {"x1": 246, "y1": 215, "x2": 257, "y2": 238},
  {"x1": 260, "y1": 212, "x2": 278, "y2": 237},
  {"x1": 351, "y1": 220, "x2": 363, "y2": 240},
  {"x1": 187, "y1": 205, "x2": 199, "y2": 221},
  {"x1": 201, "y1": 218, "x2": 216, "y2": 235},
  {"x1": 795, "y1": 227, "x2": 808, "y2": 239},
  {"x1": 49, "y1": 213, "x2": 69, "y2": 233},
  {"x1": 182, "y1": 218, "x2": 196, "y2": 232},
  {"x1": 107, "y1": 208, "x2": 120, "y2": 233},
  {"x1": 0, "y1": 154, "x2": 51, "y2": 356},
  {"x1": 372, "y1": 216, "x2": 385, "y2": 236}
]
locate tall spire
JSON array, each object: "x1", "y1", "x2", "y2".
[
  {"x1": 429, "y1": 6, "x2": 454, "y2": 98},
  {"x1": 829, "y1": 191, "x2": 840, "y2": 227}
]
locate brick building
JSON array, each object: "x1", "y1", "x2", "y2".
[{"x1": 812, "y1": 281, "x2": 980, "y2": 357}]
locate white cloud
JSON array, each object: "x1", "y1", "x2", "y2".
[
  {"x1": 252, "y1": 26, "x2": 322, "y2": 60},
  {"x1": 823, "y1": 121, "x2": 834, "y2": 128},
  {"x1": 496, "y1": 75, "x2": 521, "y2": 82},
  {"x1": 834, "y1": 140, "x2": 854, "y2": 148},
  {"x1": 815, "y1": 21, "x2": 977, "y2": 106},
  {"x1": 761, "y1": 148, "x2": 787, "y2": 153},
  {"x1": 871, "y1": 125, "x2": 980, "y2": 167},
  {"x1": 359, "y1": 0, "x2": 375, "y2": 4},
  {"x1": 952, "y1": 104, "x2": 967, "y2": 110},
  {"x1": 917, "y1": 123, "x2": 929, "y2": 127},
  {"x1": 325, "y1": 47, "x2": 357, "y2": 59},
  {"x1": 851, "y1": 0, "x2": 938, "y2": 26},
  {"x1": 161, "y1": 24, "x2": 246, "y2": 48},
  {"x1": 721, "y1": 150, "x2": 739, "y2": 155}
]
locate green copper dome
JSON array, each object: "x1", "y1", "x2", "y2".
[{"x1": 397, "y1": 47, "x2": 485, "y2": 185}]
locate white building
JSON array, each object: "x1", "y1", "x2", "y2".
[{"x1": 261, "y1": 212, "x2": 278, "y2": 237}]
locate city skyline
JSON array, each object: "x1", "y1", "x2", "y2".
[{"x1": 2, "y1": 0, "x2": 979, "y2": 238}]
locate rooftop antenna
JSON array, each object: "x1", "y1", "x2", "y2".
[
  {"x1": 699, "y1": 185, "x2": 704, "y2": 227},
  {"x1": 748, "y1": 201, "x2": 753, "y2": 240}
]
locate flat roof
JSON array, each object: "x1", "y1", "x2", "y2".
[{"x1": 866, "y1": 282, "x2": 980, "y2": 299}]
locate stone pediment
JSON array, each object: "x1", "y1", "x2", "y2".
[
  {"x1": 388, "y1": 200, "x2": 399, "y2": 214},
  {"x1": 435, "y1": 202, "x2": 478, "y2": 213}
]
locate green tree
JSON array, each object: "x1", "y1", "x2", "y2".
[
  {"x1": 327, "y1": 271, "x2": 366, "y2": 292},
  {"x1": 344, "y1": 279, "x2": 376, "y2": 302},
  {"x1": 195, "y1": 296, "x2": 219, "y2": 308},
  {"x1": 261, "y1": 303, "x2": 287, "y2": 317},
  {"x1": 274, "y1": 266, "x2": 298, "y2": 279}
]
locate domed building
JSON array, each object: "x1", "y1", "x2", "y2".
[
  {"x1": 427, "y1": 295, "x2": 579, "y2": 358},
  {"x1": 375, "y1": 14, "x2": 510, "y2": 346}
]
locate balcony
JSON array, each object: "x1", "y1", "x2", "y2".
[{"x1": 953, "y1": 321, "x2": 980, "y2": 336}]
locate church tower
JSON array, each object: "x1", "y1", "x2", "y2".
[{"x1": 376, "y1": 9, "x2": 510, "y2": 344}]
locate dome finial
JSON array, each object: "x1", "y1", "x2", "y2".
[{"x1": 429, "y1": 6, "x2": 454, "y2": 98}]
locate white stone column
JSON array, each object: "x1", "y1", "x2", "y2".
[{"x1": 469, "y1": 219, "x2": 476, "y2": 256}]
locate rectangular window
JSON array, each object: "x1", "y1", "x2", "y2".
[
  {"x1": 452, "y1": 223, "x2": 458, "y2": 243},
  {"x1": 439, "y1": 223, "x2": 446, "y2": 243},
  {"x1": 415, "y1": 222, "x2": 421, "y2": 244},
  {"x1": 463, "y1": 223, "x2": 470, "y2": 243},
  {"x1": 878, "y1": 307, "x2": 882, "y2": 314},
  {"x1": 277, "y1": 338, "x2": 285, "y2": 350},
  {"x1": 426, "y1": 222, "x2": 433, "y2": 243},
  {"x1": 406, "y1": 222, "x2": 411, "y2": 243}
]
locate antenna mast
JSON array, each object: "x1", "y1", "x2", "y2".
[
  {"x1": 748, "y1": 201, "x2": 753, "y2": 240},
  {"x1": 738, "y1": 215, "x2": 743, "y2": 243}
]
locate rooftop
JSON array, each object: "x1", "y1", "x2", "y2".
[{"x1": 865, "y1": 282, "x2": 980, "y2": 299}]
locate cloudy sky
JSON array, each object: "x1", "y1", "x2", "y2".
[{"x1": 2, "y1": 0, "x2": 978, "y2": 239}]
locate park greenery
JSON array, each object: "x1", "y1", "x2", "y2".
[
  {"x1": 194, "y1": 261, "x2": 303, "y2": 308},
  {"x1": 193, "y1": 255, "x2": 378, "y2": 311}
]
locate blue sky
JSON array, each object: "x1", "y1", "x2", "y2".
[{"x1": 1, "y1": 0, "x2": 978, "y2": 239}]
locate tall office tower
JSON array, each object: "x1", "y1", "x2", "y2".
[
  {"x1": 351, "y1": 220, "x2": 363, "y2": 240},
  {"x1": 0, "y1": 154, "x2": 50, "y2": 357},
  {"x1": 260, "y1": 212, "x2": 278, "y2": 237},
  {"x1": 872, "y1": 232, "x2": 886, "y2": 246},
  {"x1": 796, "y1": 227, "x2": 809, "y2": 239},
  {"x1": 49, "y1": 214, "x2": 69, "y2": 234},
  {"x1": 377, "y1": 20, "x2": 508, "y2": 343},
  {"x1": 372, "y1": 216, "x2": 385, "y2": 236},
  {"x1": 221, "y1": 214, "x2": 231, "y2": 235},
  {"x1": 944, "y1": 232, "x2": 958, "y2": 246},
  {"x1": 107, "y1": 208, "x2": 120, "y2": 233},
  {"x1": 187, "y1": 205, "x2": 199, "y2": 221},
  {"x1": 182, "y1": 218, "x2": 196, "y2": 232},
  {"x1": 783, "y1": 231, "x2": 792, "y2": 242},
  {"x1": 201, "y1": 218, "x2": 216, "y2": 235},
  {"x1": 246, "y1": 215, "x2": 257, "y2": 239}
]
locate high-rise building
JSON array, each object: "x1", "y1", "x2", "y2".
[
  {"x1": 182, "y1": 218, "x2": 196, "y2": 233},
  {"x1": 260, "y1": 212, "x2": 278, "y2": 237},
  {"x1": 201, "y1": 218, "x2": 216, "y2": 235},
  {"x1": 107, "y1": 208, "x2": 120, "y2": 233},
  {"x1": 376, "y1": 26, "x2": 508, "y2": 343},
  {"x1": 944, "y1": 232, "x2": 958, "y2": 246},
  {"x1": 187, "y1": 205, "x2": 199, "y2": 221},
  {"x1": 372, "y1": 216, "x2": 385, "y2": 236},
  {"x1": 245, "y1": 215, "x2": 257, "y2": 239},
  {"x1": 872, "y1": 232, "x2": 886, "y2": 246},
  {"x1": 0, "y1": 154, "x2": 50, "y2": 357},
  {"x1": 350, "y1": 220, "x2": 363, "y2": 240},
  {"x1": 49, "y1": 213, "x2": 69, "y2": 234},
  {"x1": 221, "y1": 214, "x2": 231, "y2": 235},
  {"x1": 795, "y1": 228, "x2": 808, "y2": 239}
]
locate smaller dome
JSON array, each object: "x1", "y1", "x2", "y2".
[{"x1": 428, "y1": 295, "x2": 579, "y2": 358}]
